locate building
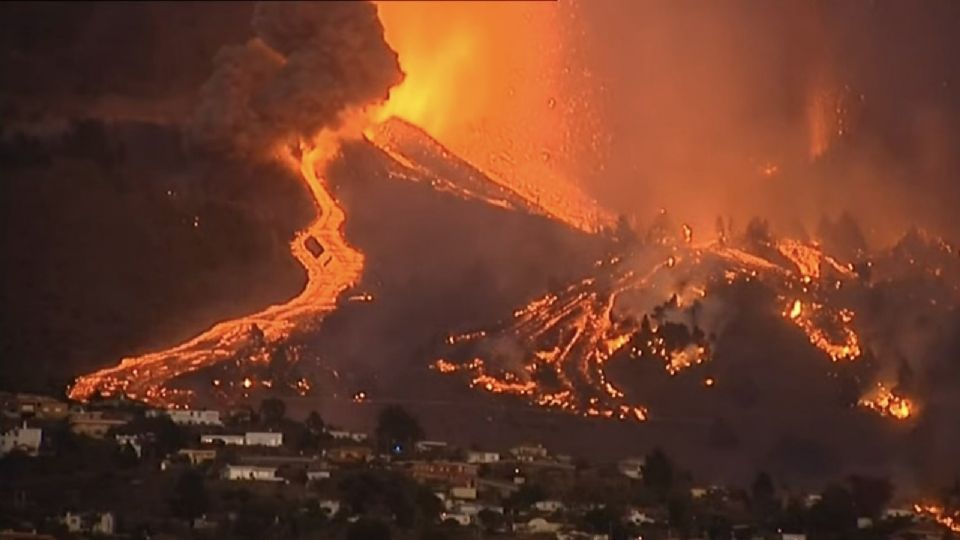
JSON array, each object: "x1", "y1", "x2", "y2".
[
  {"x1": 450, "y1": 485, "x2": 477, "y2": 500},
  {"x1": 0, "y1": 424, "x2": 42, "y2": 456},
  {"x1": 617, "y1": 457, "x2": 644, "y2": 480},
  {"x1": 62, "y1": 512, "x2": 115, "y2": 535},
  {"x1": 114, "y1": 434, "x2": 144, "y2": 458},
  {"x1": 533, "y1": 500, "x2": 566, "y2": 513},
  {"x1": 466, "y1": 450, "x2": 500, "y2": 464},
  {"x1": 515, "y1": 517, "x2": 562, "y2": 534},
  {"x1": 69, "y1": 411, "x2": 130, "y2": 438},
  {"x1": 410, "y1": 461, "x2": 478, "y2": 487},
  {"x1": 509, "y1": 444, "x2": 548, "y2": 462},
  {"x1": 149, "y1": 408, "x2": 222, "y2": 426},
  {"x1": 415, "y1": 440, "x2": 449, "y2": 453},
  {"x1": 179, "y1": 448, "x2": 218, "y2": 465},
  {"x1": 201, "y1": 434, "x2": 245, "y2": 446},
  {"x1": 440, "y1": 512, "x2": 472, "y2": 526},
  {"x1": 327, "y1": 429, "x2": 368, "y2": 443},
  {"x1": 1, "y1": 393, "x2": 69, "y2": 421},
  {"x1": 244, "y1": 431, "x2": 283, "y2": 447},
  {"x1": 318, "y1": 500, "x2": 341, "y2": 516},
  {"x1": 326, "y1": 445, "x2": 373, "y2": 464},
  {"x1": 222, "y1": 464, "x2": 282, "y2": 482}
]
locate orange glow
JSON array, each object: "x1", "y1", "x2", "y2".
[
  {"x1": 860, "y1": 383, "x2": 914, "y2": 420},
  {"x1": 372, "y1": 1, "x2": 611, "y2": 232},
  {"x1": 69, "y1": 131, "x2": 365, "y2": 406}
]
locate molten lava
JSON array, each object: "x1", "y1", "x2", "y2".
[{"x1": 69, "y1": 136, "x2": 364, "y2": 406}]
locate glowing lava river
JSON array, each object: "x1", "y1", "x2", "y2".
[{"x1": 68, "y1": 142, "x2": 364, "y2": 406}]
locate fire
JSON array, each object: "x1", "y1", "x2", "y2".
[
  {"x1": 372, "y1": 1, "x2": 612, "y2": 232},
  {"x1": 914, "y1": 504, "x2": 960, "y2": 533},
  {"x1": 859, "y1": 383, "x2": 914, "y2": 420},
  {"x1": 69, "y1": 133, "x2": 365, "y2": 406},
  {"x1": 788, "y1": 299, "x2": 803, "y2": 319}
]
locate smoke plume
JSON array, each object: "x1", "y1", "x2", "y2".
[{"x1": 191, "y1": 1, "x2": 403, "y2": 157}]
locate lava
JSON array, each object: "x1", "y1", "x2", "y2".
[
  {"x1": 859, "y1": 383, "x2": 913, "y2": 420},
  {"x1": 69, "y1": 136, "x2": 364, "y2": 406},
  {"x1": 432, "y1": 222, "x2": 894, "y2": 421}
]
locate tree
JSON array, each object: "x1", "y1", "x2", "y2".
[
  {"x1": 259, "y1": 398, "x2": 286, "y2": 425},
  {"x1": 641, "y1": 447, "x2": 675, "y2": 501},
  {"x1": 751, "y1": 471, "x2": 778, "y2": 521},
  {"x1": 478, "y1": 508, "x2": 505, "y2": 533},
  {"x1": 170, "y1": 470, "x2": 208, "y2": 522},
  {"x1": 346, "y1": 517, "x2": 391, "y2": 540},
  {"x1": 583, "y1": 504, "x2": 628, "y2": 540},
  {"x1": 305, "y1": 411, "x2": 325, "y2": 433},
  {"x1": 847, "y1": 475, "x2": 893, "y2": 519},
  {"x1": 809, "y1": 484, "x2": 856, "y2": 537},
  {"x1": 374, "y1": 405, "x2": 424, "y2": 454}
]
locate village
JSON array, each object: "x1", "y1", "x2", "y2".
[{"x1": 0, "y1": 391, "x2": 955, "y2": 540}]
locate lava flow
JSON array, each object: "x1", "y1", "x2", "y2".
[
  {"x1": 68, "y1": 139, "x2": 364, "y2": 406},
  {"x1": 432, "y1": 219, "x2": 948, "y2": 422}
]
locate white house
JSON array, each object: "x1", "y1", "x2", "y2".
[
  {"x1": 450, "y1": 485, "x2": 477, "y2": 500},
  {"x1": 318, "y1": 499, "x2": 341, "y2": 516},
  {"x1": 307, "y1": 469, "x2": 332, "y2": 481},
  {"x1": 0, "y1": 424, "x2": 42, "y2": 456},
  {"x1": 441, "y1": 512, "x2": 472, "y2": 526},
  {"x1": 509, "y1": 444, "x2": 548, "y2": 462},
  {"x1": 245, "y1": 431, "x2": 283, "y2": 447},
  {"x1": 63, "y1": 511, "x2": 115, "y2": 535},
  {"x1": 222, "y1": 464, "x2": 282, "y2": 482},
  {"x1": 515, "y1": 517, "x2": 562, "y2": 534},
  {"x1": 625, "y1": 508, "x2": 657, "y2": 525},
  {"x1": 533, "y1": 500, "x2": 566, "y2": 513},
  {"x1": 782, "y1": 534, "x2": 807, "y2": 540},
  {"x1": 149, "y1": 408, "x2": 222, "y2": 426},
  {"x1": 466, "y1": 451, "x2": 500, "y2": 464},
  {"x1": 617, "y1": 457, "x2": 644, "y2": 480},
  {"x1": 201, "y1": 434, "x2": 245, "y2": 446},
  {"x1": 416, "y1": 440, "x2": 449, "y2": 452},
  {"x1": 327, "y1": 429, "x2": 368, "y2": 442}
]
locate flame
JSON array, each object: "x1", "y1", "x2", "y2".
[
  {"x1": 859, "y1": 383, "x2": 914, "y2": 420},
  {"x1": 69, "y1": 131, "x2": 365, "y2": 406},
  {"x1": 372, "y1": 1, "x2": 611, "y2": 232},
  {"x1": 914, "y1": 504, "x2": 960, "y2": 533}
]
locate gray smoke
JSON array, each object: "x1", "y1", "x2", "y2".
[{"x1": 191, "y1": 1, "x2": 403, "y2": 157}]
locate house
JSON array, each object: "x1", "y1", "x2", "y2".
[
  {"x1": 617, "y1": 457, "x2": 644, "y2": 480},
  {"x1": 201, "y1": 434, "x2": 245, "y2": 446},
  {"x1": 62, "y1": 511, "x2": 115, "y2": 535},
  {"x1": 149, "y1": 408, "x2": 222, "y2": 426},
  {"x1": 222, "y1": 464, "x2": 282, "y2": 482},
  {"x1": 625, "y1": 508, "x2": 657, "y2": 525},
  {"x1": 0, "y1": 424, "x2": 42, "y2": 456},
  {"x1": 690, "y1": 487, "x2": 708, "y2": 499},
  {"x1": 510, "y1": 444, "x2": 548, "y2": 462},
  {"x1": 318, "y1": 500, "x2": 342, "y2": 517},
  {"x1": 514, "y1": 517, "x2": 562, "y2": 534},
  {"x1": 410, "y1": 461, "x2": 478, "y2": 487},
  {"x1": 179, "y1": 448, "x2": 218, "y2": 465},
  {"x1": 327, "y1": 429, "x2": 368, "y2": 443},
  {"x1": 69, "y1": 411, "x2": 130, "y2": 438},
  {"x1": 244, "y1": 431, "x2": 283, "y2": 447},
  {"x1": 114, "y1": 434, "x2": 144, "y2": 458},
  {"x1": 781, "y1": 534, "x2": 807, "y2": 540},
  {"x1": 306, "y1": 462, "x2": 334, "y2": 481},
  {"x1": 558, "y1": 532, "x2": 609, "y2": 540},
  {"x1": 477, "y1": 478, "x2": 521, "y2": 497},
  {"x1": 533, "y1": 500, "x2": 566, "y2": 513},
  {"x1": 441, "y1": 512, "x2": 472, "y2": 526},
  {"x1": 326, "y1": 445, "x2": 373, "y2": 464},
  {"x1": 1, "y1": 393, "x2": 69, "y2": 420},
  {"x1": 416, "y1": 440, "x2": 449, "y2": 453},
  {"x1": 0, "y1": 531, "x2": 57, "y2": 540},
  {"x1": 466, "y1": 450, "x2": 500, "y2": 464},
  {"x1": 884, "y1": 508, "x2": 914, "y2": 519},
  {"x1": 450, "y1": 486, "x2": 477, "y2": 500}
]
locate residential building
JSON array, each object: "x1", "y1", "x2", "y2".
[
  {"x1": 533, "y1": 500, "x2": 566, "y2": 513},
  {"x1": 1, "y1": 393, "x2": 69, "y2": 420},
  {"x1": 410, "y1": 461, "x2": 478, "y2": 487},
  {"x1": 201, "y1": 434, "x2": 245, "y2": 446},
  {"x1": 0, "y1": 424, "x2": 42, "y2": 456},
  {"x1": 515, "y1": 517, "x2": 562, "y2": 534},
  {"x1": 69, "y1": 411, "x2": 130, "y2": 438},
  {"x1": 148, "y1": 408, "x2": 222, "y2": 426},
  {"x1": 318, "y1": 500, "x2": 341, "y2": 516},
  {"x1": 450, "y1": 486, "x2": 477, "y2": 500},
  {"x1": 114, "y1": 434, "x2": 143, "y2": 458},
  {"x1": 509, "y1": 444, "x2": 548, "y2": 462},
  {"x1": 244, "y1": 431, "x2": 283, "y2": 447},
  {"x1": 222, "y1": 464, "x2": 282, "y2": 482},
  {"x1": 415, "y1": 440, "x2": 449, "y2": 453},
  {"x1": 178, "y1": 448, "x2": 218, "y2": 465},
  {"x1": 327, "y1": 429, "x2": 368, "y2": 443},
  {"x1": 62, "y1": 512, "x2": 115, "y2": 535},
  {"x1": 618, "y1": 457, "x2": 644, "y2": 480},
  {"x1": 440, "y1": 512, "x2": 471, "y2": 526},
  {"x1": 326, "y1": 445, "x2": 373, "y2": 464},
  {"x1": 466, "y1": 450, "x2": 500, "y2": 464}
]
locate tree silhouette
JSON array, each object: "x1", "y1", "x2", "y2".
[
  {"x1": 374, "y1": 405, "x2": 424, "y2": 454},
  {"x1": 641, "y1": 447, "x2": 675, "y2": 501},
  {"x1": 259, "y1": 398, "x2": 286, "y2": 425}
]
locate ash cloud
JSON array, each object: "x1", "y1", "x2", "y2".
[{"x1": 190, "y1": 1, "x2": 403, "y2": 157}]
